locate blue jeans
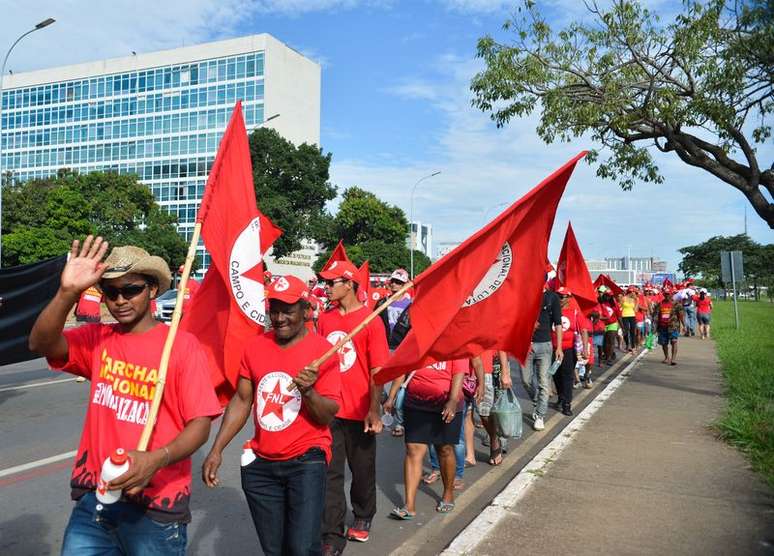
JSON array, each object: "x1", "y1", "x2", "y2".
[
  {"x1": 685, "y1": 307, "x2": 697, "y2": 334},
  {"x1": 61, "y1": 492, "x2": 186, "y2": 556},
  {"x1": 241, "y1": 448, "x2": 327, "y2": 556},
  {"x1": 518, "y1": 341, "x2": 553, "y2": 418},
  {"x1": 429, "y1": 401, "x2": 468, "y2": 479}
]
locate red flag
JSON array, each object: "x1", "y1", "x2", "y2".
[
  {"x1": 180, "y1": 101, "x2": 282, "y2": 403},
  {"x1": 374, "y1": 152, "x2": 586, "y2": 384},
  {"x1": 556, "y1": 222, "x2": 597, "y2": 315},
  {"x1": 593, "y1": 274, "x2": 624, "y2": 297},
  {"x1": 320, "y1": 240, "x2": 350, "y2": 272},
  {"x1": 357, "y1": 260, "x2": 371, "y2": 305}
]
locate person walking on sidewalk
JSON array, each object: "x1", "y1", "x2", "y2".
[
  {"x1": 317, "y1": 261, "x2": 390, "y2": 555},
  {"x1": 389, "y1": 359, "x2": 467, "y2": 520},
  {"x1": 202, "y1": 276, "x2": 342, "y2": 556},
  {"x1": 598, "y1": 287, "x2": 620, "y2": 365},
  {"x1": 472, "y1": 350, "x2": 512, "y2": 465},
  {"x1": 695, "y1": 289, "x2": 713, "y2": 340},
  {"x1": 553, "y1": 287, "x2": 588, "y2": 416},
  {"x1": 620, "y1": 287, "x2": 638, "y2": 352},
  {"x1": 29, "y1": 237, "x2": 222, "y2": 556},
  {"x1": 518, "y1": 287, "x2": 563, "y2": 432},
  {"x1": 653, "y1": 288, "x2": 686, "y2": 366}
]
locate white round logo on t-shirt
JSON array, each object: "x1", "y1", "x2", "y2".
[
  {"x1": 254, "y1": 372, "x2": 302, "y2": 432},
  {"x1": 561, "y1": 315, "x2": 571, "y2": 332},
  {"x1": 326, "y1": 331, "x2": 357, "y2": 372}
]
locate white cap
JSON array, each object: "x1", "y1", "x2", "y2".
[{"x1": 390, "y1": 268, "x2": 409, "y2": 283}]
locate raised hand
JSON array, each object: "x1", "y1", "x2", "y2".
[{"x1": 60, "y1": 236, "x2": 110, "y2": 295}]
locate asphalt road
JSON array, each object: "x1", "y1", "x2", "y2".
[{"x1": 0, "y1": 355, "x2": 632, "y2": 556}]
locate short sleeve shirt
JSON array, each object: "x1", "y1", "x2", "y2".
[
  {"x1": 533, "y1": 290, "x2": 562, "y2": 343},
  {"x1": 317, "y1": 306, "x2": 390, "y2": 420},
  {"x1": 47, "y1": 323, "x2": 222, "y2": 523},
  {"x1": 239, "y1": 331, "x2": 342, "y2": 463},
  {"x1": 405, "y1": 359, "x2": 468, "y2": 412}
]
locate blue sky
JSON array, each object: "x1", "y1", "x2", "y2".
[{"x1": 3, "y1": 0, "x2": 772, "y2": 272}]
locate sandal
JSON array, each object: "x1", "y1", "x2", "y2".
[
  {"x1": 436, "y1": 500, "x2": 455, "y2": 513},
  {"x1": 389, "y1": 507, "x2": 415, "y2": 520},
  {"x1": 488, "y1": 446, "x2": 503, "y2": 466},
  {"x1": 464, "y1": 458, "x2": 476, "y2": 467},
  {"x1": 391, "y1": 426, "x2": 404, "y2": 437},
  {"x1": 423, "y1": 470, "x2": 440, "y2": 484},
  {"x1": 453, "y1": 478, "x2": 465, "y2": 490}
]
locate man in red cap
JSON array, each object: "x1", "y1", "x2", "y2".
[
  {"x1": 203, "y1": 275, "x2": 342, "y2": 555},
  {"x1": 317, "y1": 260, "x2": 390, "y2": 553}
]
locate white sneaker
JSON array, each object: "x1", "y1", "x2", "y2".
[{"x1": 533, "y1": 416, "x2": 545, "y2": 431}]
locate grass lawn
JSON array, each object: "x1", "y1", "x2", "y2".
[{"x1": 712, "y1": 299, "x2": 774, "y2": 488}]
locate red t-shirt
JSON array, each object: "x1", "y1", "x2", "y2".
[
  {"x1": 591, "y1": 304, "x2": 606, "y2": 333},
  {"x1": 76, "y1": 287, "x2": 102, "y2": 318},
  {"x1": 695, "y1": 296, "x2": 712, "y2": 313},
  {"x1": 479, "y1": 349, "x2": 496, "y2": 374},
  {"x1": 239, "y1": 331, "x2": 342, "y2": 463},
  {"x1": 317, "y1": 305, "x2": 390, "y2": 420},
  {"x1": 406, "y1": 359, "x2": 468, "y2": 411},
  {"x1": 657, "y1": 302, "x2": 674, "y2": 328},
  {"x1": 554, "y1": 306, "x2": 581, "y2": 350},
  {"x1": 47, "y1": 323, "x2": 222, "y2": 522}
]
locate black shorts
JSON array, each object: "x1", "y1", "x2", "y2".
[{"x1": 403, "y1": 407, "x2": 463, "y2": 445}]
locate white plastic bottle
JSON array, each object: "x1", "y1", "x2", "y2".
[
  {"x1": 240, "y1": 441, "x2": 256, "y2": 467},
  {"x1": 96, "y1": 448, "x2": 130, "y2": 504}
]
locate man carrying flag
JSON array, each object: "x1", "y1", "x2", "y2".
[
  {"x1": 317, "y1": 260, "x2": 390, "y2": 553},
  {"x1": 374, "y1": 152, "x2": 586, "y2": 387}
]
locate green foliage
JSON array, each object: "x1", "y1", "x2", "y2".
[
  {"x1": 678, "y1": 234, "x2": 773, "y2": 291},
  {"x1": 713, "y1": 300, "x2": 774, "y2": 488},
  {"x1": 249, "y1": 127, "x2": 337, "y2": 258},
  {"x1": 1, "y1": 171, "x2": 188, "y2": 269},
  {"x1": 472, "y1": 0, "x2": 774, "y2": 227},
  {"x1": 311, "y1": 186, "x2": 430, "y2": 275}
]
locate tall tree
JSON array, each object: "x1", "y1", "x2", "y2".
[
  {"x1": 471, "y1": 0, "x2": 774, "y2": 227},
  {"x1": 1, "y1": 170, "x2": 188, "y2": 268},
  {"x1": 249, "y1": 127, "x2": 337, "y2": 258}
]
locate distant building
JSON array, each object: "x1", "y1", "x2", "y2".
[
  {"x1": 587, "y1": 256, "x2": 669, "y2": 286},
  {"x1": 605, "y1": 257, "x2": 667, "y2": 273},
  {"x1": 409, "y1": 221, "x2": 432, "y2": 259},
  {"x1": 265, "y1": 239, "x2": 321, "y2": 281},
  {"x1": 436, "y1": 241, "x2": 460, "y2": 260}
]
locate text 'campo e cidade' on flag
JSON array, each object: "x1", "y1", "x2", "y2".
[
  {"x1": 180, "y1": 101, "x2": 282, "y2": 404},
  {"x1": 374, "y1": 151, "x2": 587, "y2": 385}
]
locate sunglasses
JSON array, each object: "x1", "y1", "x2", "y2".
[
  {"x1": 321, "y1": 279, "x2": 346, "y2": 287},
  {"x1": 101, "y1": 283, "x2": 148, "y2": 301}
]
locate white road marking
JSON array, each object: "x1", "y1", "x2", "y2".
[
  {"x1": 442, "y1": 349, "x2": 651, "y2": 556},
  {"x1": 0, "y1": 451, "x2": 78, "y2": 479},
  {"x1": 0, "y1": 377, "x2": 78, "y2": 392}
]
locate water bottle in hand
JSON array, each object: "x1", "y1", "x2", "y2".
[{"x1": 97, "y1": 448, "x2": 129, "y2": 504}]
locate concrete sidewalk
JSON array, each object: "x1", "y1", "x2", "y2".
[{"x1": 471, "y1": 337, "x2": 774, "y2": 555}]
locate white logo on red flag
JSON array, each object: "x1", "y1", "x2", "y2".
[
  {"x1": 229, "y1": 217, "x2": 268, "y2": 325},
  {"x1": 463, "y1": 243, "x2": 514, "y2": 308}
]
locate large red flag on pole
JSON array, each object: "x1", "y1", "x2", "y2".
[
  {"x1": 374, "y1": 152, "x2": 586, "y2": 384},
  {"x1": 357, "y1": 260, "x2": 371, "y2": 305},
  {"x1": 556, "y1": 222, "x2": 597, "y2": 315},
  {"x1": 180, "y1": 101, "x2": 282, "y2": 403},
  {"x1": 320, "y1": 240, "x2": 350, "y2": 272}
]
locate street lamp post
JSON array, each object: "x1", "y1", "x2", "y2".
[
  {"x1": 0, "y1": 17, "x2": 55, "y2": 266},
  {"x1": 409, "y1": 170, "x2": 441, "y2": 279}
]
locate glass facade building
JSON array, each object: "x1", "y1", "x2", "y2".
[{"x1": 0, "y1": 35, "x2": 320, "y2": 271}]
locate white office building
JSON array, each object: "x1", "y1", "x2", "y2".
[
  {"x1": 1, "y1": 34, "x2": 321, "y2": 271},
  {"x1": 409, "y1": 221, "x2": 432, "y2": 259}
]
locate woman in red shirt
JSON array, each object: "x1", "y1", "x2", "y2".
[
  {"x1": 553, "y1": 287, "x2": 588, "y2": 416},
  {"x1": 388, "y1": 359, "x2": 466, "y2": 519},
  {"x1": 695, "y1": 289, "x2": 713, "y2": 339}
]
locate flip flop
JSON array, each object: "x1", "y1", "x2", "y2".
[
  {"x1": 453, "y1": 478, "x2": 465, "y2": 490},
  {"x1": 391, "y1": 426, "x2": 404, "y2": 437},
  {"x1": 436, "y1": 501, "x2": 455, "y2": 513},
  {"x1": 389, "y1": 507, "x2": 415, "y2": 520},
  {"x1": 423, "y1": 470, "x2": 440, "y2": 484},
  {"x1": 488, "y1": 447, "x2": 503, "y2": 466}
]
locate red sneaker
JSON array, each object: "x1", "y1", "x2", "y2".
[{"x1": 346, "y1": 519, "x2": 371, "y2": 543}]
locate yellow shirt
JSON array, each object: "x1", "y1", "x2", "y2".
[{"x1": 621, "y1": 296, "x2": 636, "y2": 318}]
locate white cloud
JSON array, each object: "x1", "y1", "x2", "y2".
[{"x1": 330, "y1": 49, "x2": 773, "y2": 274}]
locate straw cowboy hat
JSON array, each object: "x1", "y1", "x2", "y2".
[{"x1": 102, "y1": 246, "x2": 172, "y2": 295}]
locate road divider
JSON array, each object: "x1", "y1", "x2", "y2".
[
  {"x1": 0, "y1": 450, "x2": 78, "y2": 480},
  {"x1": 0, "y1": 377, "x2": 78, "y2": 392}
]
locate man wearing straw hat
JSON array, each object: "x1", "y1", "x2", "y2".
[{"x1": 29, "y1": 236, "x2": 222, "y2": 556}]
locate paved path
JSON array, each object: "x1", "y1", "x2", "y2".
[{"x1": 463, "y1": 336, "x2": 774, "y2": 555}]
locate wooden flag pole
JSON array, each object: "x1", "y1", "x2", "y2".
[
  {"x1": 137, "y1": 222, "x2": 202, "y2": 451},
  {"x1": 289, "y1": 280, "x2": 414, "y2": 390}
]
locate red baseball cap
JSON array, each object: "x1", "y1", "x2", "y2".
[
  {"x1": 266, "y1": 275, "x2": 310, "y2": 304},
  {"x1": 319, "y1": 260, "x2": 360, "y2": 284}
]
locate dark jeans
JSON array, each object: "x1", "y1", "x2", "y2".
[
  {"x1": 553, "y1": 348, "x2": 577, "y2": 409},
  {"x1": 61, "y1": 492, "x2": 186, "y2": 556},
  {"x1": 603, "y1": 330, "x2": 618, "y2": 362},
  {"x1": 622, "y1": 317, "x2": 637, "y2": 349},
  {"x1": 241, "y1": 448, "x2": 328, "y2": 556},
  {"x1": 322, "y1": 418, "x2": 376, "y2": 551}
]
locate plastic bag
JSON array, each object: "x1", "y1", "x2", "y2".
[
  {"x1": 491, "y1": 388, "x2": 522, "y2": 439},
  {"x1": 644, "y1": 332, "x2": 655, "y2": 350}
]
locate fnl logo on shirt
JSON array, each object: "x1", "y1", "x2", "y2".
[
  {"x1": 326, "y1": 331, "x2": 357, "y2": 373},
  {"x1": 255, "y1": 372, "x2": 302, "y2": 432}
]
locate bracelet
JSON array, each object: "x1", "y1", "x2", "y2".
[{"x1": 162, "y1": 446, "x2": 170, "y2": 467}]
